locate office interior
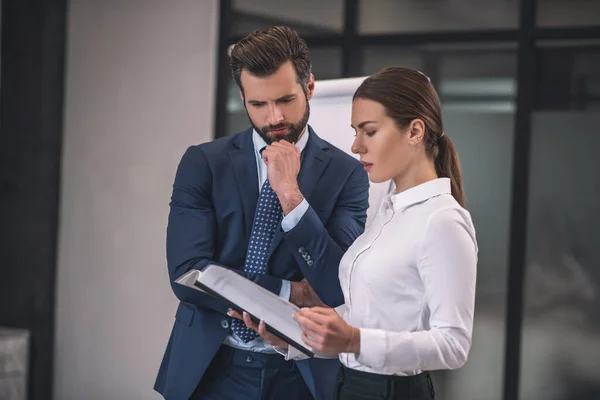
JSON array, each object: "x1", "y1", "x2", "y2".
[{"x1": 1, "y1": 0, "x2": 599, "y2": 399}]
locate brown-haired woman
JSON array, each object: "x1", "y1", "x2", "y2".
[{"x1": 238, "y1": 67, "x2": 478, "y2": 400}]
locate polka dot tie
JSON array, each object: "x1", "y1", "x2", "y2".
[{"x1": 231, "y1": 178, "x2": 282, "y2": 342}]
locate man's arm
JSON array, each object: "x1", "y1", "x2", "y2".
[
  {"x1": 262, "y1": 141, "x2": 369, "y2": 307},
  {"x1": 283, "y1": 163, "x2": 369, "y2": 307},
  {"x1": 166, "y1": 146, "x2": 287, "y2": 315},
  {"x1": 166, "y1": 146, "x2": 226, "y2": 314}
]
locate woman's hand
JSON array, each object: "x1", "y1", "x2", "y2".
[
  {"x1": 294, "y1": 307, "x2": 360, "y2": 354},
  {"x1": 227, "y1": 310, "x2": 288, "y2": 348}
]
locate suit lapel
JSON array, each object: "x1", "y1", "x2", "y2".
[
  {"x1": 267, "y1": 127, "x2": 331, "y2": 259},
  {"x1": 229, "y1": 129, "x2": 258, "y2": 240},
  {"x1": 297, "y1": 128, "x2": 331, "y2": 202}
]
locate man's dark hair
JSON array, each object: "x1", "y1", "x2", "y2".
[{"x1": 230, "y1": 26, "x2": 312, "y2": 94}]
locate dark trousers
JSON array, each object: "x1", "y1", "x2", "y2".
[
  {"x1": 335, "y1": 366, "x2": 435, "y2": 400},
  {"x1": 190, "y1": 345, "x2": 313, "y2": 400}
]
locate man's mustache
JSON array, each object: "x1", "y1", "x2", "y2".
[{"x1": 265, "y1": 124, "x2": 292, "y2": 132}]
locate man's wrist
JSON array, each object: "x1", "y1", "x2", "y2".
[
  {"x1": 279, "y1": 186, "x2": 304, "y2": 215},
  {"x1": 290, "y1": 280, "x2": 310, "y2": 306}
]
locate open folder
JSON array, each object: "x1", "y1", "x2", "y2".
[{"x1": 175, "y1": 264, "x2": 316, "y2": 357}]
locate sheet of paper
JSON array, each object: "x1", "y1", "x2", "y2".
[{"x1": 176, "y1": 264, "x2": 315, "y2": 356}]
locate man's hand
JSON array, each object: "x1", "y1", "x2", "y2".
[
  {"x1": 262, "y1": 141, "x2": 303, "y2": 215},
  {"x1": 227, "y1": 310, "x2": 288, "y2": 347},
  {"x1": 290, "y1": 279, "x2": 326, "y2": 307}
]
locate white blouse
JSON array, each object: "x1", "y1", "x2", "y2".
[{"x1": 283, "y1": 178, "x2": 478, "y2": 376}]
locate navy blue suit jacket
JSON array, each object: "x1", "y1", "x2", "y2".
[{"x1": 155, "y1": 127, "x2": 369, "y2": 400}]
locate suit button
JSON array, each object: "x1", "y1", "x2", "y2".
[
  {"x1": 246, "y1": 356, "x2": 253, "y2": 363},
  {"x1": 307, "y1": 260, "x2": 314, "y2": 267},
  {"x1": 298, "y1": 247, "x2": 306, "y2": 255},
  {"x1": 221, "y1": 320, "x2": 230, "y2": 329}
]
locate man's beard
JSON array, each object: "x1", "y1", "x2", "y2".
[{"x1": 246, "y1": 101, "x2": 310, "y2": 145}]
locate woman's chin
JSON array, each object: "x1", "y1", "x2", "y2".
[{"x1": 368, "y1": 174, "x2": 386, "y2": 184}]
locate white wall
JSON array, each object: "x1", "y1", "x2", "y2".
[{"x1": 54, "y1": 1, "x2": 218, "y2": 399}]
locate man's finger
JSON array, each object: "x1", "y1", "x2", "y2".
[
  {"x1": 271, "y1": 140, "x2": 294, "y2": 148},
  {"x1": 269, "y1": 140, "x2": 298, "y2": 152}
]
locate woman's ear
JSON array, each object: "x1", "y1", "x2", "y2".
[{"x1": 408, "y1": 119, "x2": 425, "y2": 145}]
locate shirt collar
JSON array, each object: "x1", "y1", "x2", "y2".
[
  {"x1": 384, "y1": 178, "x2": 452, "y2": 211},
  {"x1": 252, "y1": 125, "x2": 309, "y2": 156}
]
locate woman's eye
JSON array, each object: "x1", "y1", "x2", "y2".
[{"x1": 366, "y1": 131, "x2": 377, "y2": 137}]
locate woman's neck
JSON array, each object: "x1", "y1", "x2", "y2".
[{"x1": 393, "y1": 159, "x2": 438, "y2": 194}]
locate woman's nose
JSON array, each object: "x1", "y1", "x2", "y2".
[{"x1": 351, "y1": 136, "x2": 364, "y2": 155}]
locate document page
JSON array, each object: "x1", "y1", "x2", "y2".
[{"x1": 176, "y1": 265, "x2": 315, "y2": 357}]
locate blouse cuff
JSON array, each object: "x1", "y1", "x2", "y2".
[{"x1": 356, "y1": 328, "x2": 387, "y2": 369}]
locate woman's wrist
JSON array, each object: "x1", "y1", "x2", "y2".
[{"x1": 346, "y1": 327, "x2": 361, "y2": 354}]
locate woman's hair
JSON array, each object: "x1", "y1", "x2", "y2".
[
  {"x1": 229, "y1": 26, "x2": 312, "y2": 95},
  {"x1": 354, "y1": 67, "x2": 465, "y2": 207}
]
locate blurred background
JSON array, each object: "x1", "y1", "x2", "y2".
[{"x1": 1, "y1": 0, "x2": 599, "y2": 399}]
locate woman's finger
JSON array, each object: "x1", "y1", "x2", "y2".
[
  {"x1": 258, "y1": 320, "x2": 275, "y2": 339},
  {"x1": 227, "y1": 310, "x2": 243, "y2": 320},
  {"x1": 258, "y1": 320, "x2": 287, "y2": 347},
  {"x1": 242, "y1": 312, "x2": 259, "y2": 330},
  {"x1": 301, "y1": 332, "x2": 324, "y2": 352},
  {"x1": 295, "y1": 310, "x2": 329, "y2": 329},
  {"x1": 306, "y1": 306, "x2": 336, "y2": 316}
]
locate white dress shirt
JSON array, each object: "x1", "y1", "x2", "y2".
[
  {"x1": 282, "y1": 178, "x2": 478, "y2": 374},
  {"x1": 223, "y1": 128, "x2": 310, "y2": 353}
]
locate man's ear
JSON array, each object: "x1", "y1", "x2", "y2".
[
  {"x1": 239, "y1": 90, "x2": 244, "y2": 102},
  {"x1": 306, "y1": 74, "x2": 315, "y2": 101}
]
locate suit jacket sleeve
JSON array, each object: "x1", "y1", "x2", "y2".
[
  {"x1": 282, "y1": 163, "x2": 369, "y2": 307},
  {"x1": 166, "y1": 146, "x2": 230, "y2": 315}
]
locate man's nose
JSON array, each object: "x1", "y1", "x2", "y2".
[{"x1": 268, "y1": 104, "x2": 284, "y2": 125}]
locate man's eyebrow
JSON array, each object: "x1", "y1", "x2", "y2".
[
  {"x1": 247, "y1": 95, "x2": 296, "y2": 104},
  {"x1": 277, "y1": 94, "x2": 296, "y2": 101}
]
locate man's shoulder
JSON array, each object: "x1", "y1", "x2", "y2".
[
  {"x1": 313, "y1": 135, "x2": 361, "y2": 169},
  {"x1": 185, "y1": 129, "x2": 251, "y2": 159}
]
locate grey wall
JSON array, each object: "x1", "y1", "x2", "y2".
[{"x1": 54, "y1": 1, "x2": 218, "y2": 398}]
